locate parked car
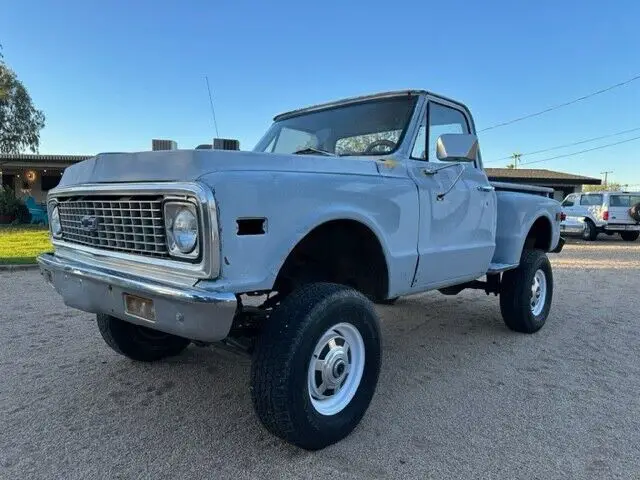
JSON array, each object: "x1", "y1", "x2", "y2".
[
  {"x1": 37, "y1": 89, "x2": 565, "y2": 450},
  {"x1": 558, "y1": 214, "x2": 585, "y2": 236},
  {"x1": 560, "y1": 191, "x2": 640, "y2": 241}
]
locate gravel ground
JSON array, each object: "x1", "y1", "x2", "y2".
[{"x1": 1, "y1": 237, "x2": 640, "y2": 479}]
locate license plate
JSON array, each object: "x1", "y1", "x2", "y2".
[{"x1": 124, "y1": 294, "x2": 156, "y2": 321}]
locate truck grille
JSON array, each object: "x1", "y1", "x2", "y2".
[{"x1": 57, "y1": 195, "x2": 168, "y2": 257}]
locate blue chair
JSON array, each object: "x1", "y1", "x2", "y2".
[{"x1": 25, "y1": 196, "x2": 49, "y2": 226}]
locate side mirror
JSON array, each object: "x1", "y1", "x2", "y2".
[{"x1": 435, "y1": 133, "x2": 478, "y2": 162}]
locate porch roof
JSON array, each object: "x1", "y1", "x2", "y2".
[
  {"x1": 485, "y1": 168, "x2": 601, "y2": 186},
  {"x1": 0, "y1": 153, "x2": 92, "y2": 169}
]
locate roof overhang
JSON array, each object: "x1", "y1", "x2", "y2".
[
  {"x1": 0, "y1": 154, "x2": 92, "y2": 170},
  {"x1": 486, "y1": 176, "x2": 601, "y2": 186}
]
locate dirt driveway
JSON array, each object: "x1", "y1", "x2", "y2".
[{"x1": 1, "y1": 237, "x2": 639, "y2": 479}]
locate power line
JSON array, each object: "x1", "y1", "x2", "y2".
[
  {"x1": 486, "y1": 126, "x2": 640, "y2": 163},
  {"x1": 479, "y1": 73, "x2": 640, "y2": 132},
  {"x1": 205, "y1": 76, "x2": 220, "y2": 138},
  {"x1": 517, "y1": 135, "x2": 640, "y2": 166}
]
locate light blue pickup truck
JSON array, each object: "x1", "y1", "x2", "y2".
[{"x1": 38, "y1": 90, "x2": 564, "y2": 450}]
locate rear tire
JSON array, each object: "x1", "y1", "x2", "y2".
[
  {"x1": 250, "y1": 283, "x2": 381, "y2": 450},
  {"x1": 499, "y1": 250, "x2": 553, "y2": 334},
  {"x1": 582, "y1": 219, "x2": 598, "y2": 241},
  {"x1": 620, "y1": 231, "x2": 640, "y2": 242},
  {"x1": 97, "y1": 314, "x2": 190, "y2": 362}
]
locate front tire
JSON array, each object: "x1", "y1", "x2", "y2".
[
  {"x1": 620, "y1": 231, "x2": 640, "y2": 242},
  {"x1": 250, "y1": 283, "x2": 381, "y2": 450},
  {"x1": 499, "y1": 250, "x2": 553, "y2": 333},
  {"x1": 97, "y1": 314, "x2": 191, "y2": 362},
  {"x1": 582, "y1": 219, "x2": 598, "y2": 241},
  {"x1": 375, "y1": 296, "x2": 399, "y2": 305}
]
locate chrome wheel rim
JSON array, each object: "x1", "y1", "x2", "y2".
[
  {"x1": 307, "y1": 322, "x2": 365, "y2": 416},
  {"x1": 530, "y1": 269, "x2": 547, "y2": 316}
]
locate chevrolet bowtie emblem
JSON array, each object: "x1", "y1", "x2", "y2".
[{"x1": 80, "y1": 215, "x2": 99, "y2": 232}]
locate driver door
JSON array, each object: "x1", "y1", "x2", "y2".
[{"x1": 408, "y1": 99, "x2": 496, "y2": 290}]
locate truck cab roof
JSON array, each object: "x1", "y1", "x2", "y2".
[{"x1": 273, "y1": 89, "x2": 471, "y2": 122}]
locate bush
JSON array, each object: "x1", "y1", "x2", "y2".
[
  {"x1": 0, "y1": 187, "x2": 31, "y2": 223},
  {"x1": 14, "y1": 202, "x2": 31, "y2": 224},
  {"x1": 0, "y1": 188, "x2": 15, "y2": 218}
]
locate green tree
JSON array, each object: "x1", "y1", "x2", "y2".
[
  {"x1": 582, "y1": 183, "x2": 621, "y2": 192},
  {"x1": 0, "y1": 48, "x2": 46, "y2": 153}
]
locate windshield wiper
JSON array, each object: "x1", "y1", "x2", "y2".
[{"x1": 292, "y1": 147, "x2": 336, "y2": 156}]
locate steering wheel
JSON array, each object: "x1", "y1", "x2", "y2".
[{"x1": 363, "y1": 139, "x2": 396, "y2": 154}]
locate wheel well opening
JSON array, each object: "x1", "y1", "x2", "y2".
[
  {"x1": 274, "y1": 220, "x2": 389, "y2": 301},
  {"x1": 524, "y1": 217, "x2": 552, "y2": 251}
]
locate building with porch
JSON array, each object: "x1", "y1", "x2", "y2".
[
  {"x1": 1, "y1": 153, "x2": 92, "y2": 204},
  {"x1": 0, "y1": 140, "x2": 233, "y2": 205},
  {"x1": 485, "y1": 168, "x2": 601, "y2": 201}
]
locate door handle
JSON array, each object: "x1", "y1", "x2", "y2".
[
  {"x1": 421, "y1": 162, "x2": 462, "y2": 176},
  {"x1": 477, "y1": 185, "x2": 495, "y2": 192}
]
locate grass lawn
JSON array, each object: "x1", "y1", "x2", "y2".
[{"x1": 0, "y1": 225, "x2": 53, "y2": 265}]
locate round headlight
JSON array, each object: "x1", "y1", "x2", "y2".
[
  {"x1": 171, "y1": 208, "x2": 198, "y2": 253},
  {"x1": 50, "y1": 206, "x2": 62, "y2": 237}
]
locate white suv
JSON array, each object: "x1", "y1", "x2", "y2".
[{"x1": 560, "y1": 191, "x2": 640, "y2": 241}]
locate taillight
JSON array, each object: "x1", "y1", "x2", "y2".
[
  {"x1": 560, "y1": 212, "x2": 566, "y2": 221},
  {"x1": 603, "y1": 211, "x2": 609, "y2": 221}
]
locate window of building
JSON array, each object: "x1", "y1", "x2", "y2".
[{"x1": 41, "y1": 175, "x2": 61, "y2": 191}]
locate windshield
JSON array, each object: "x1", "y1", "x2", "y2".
[{"x1": 253, "y1": 95, "x2": 419, "y2": 156}]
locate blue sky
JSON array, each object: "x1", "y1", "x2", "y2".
[{"x1": 2, "y1": 0, "x2": 639, "y2": 186}]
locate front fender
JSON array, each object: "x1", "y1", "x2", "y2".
[
  {"x1": 265, "y1": 205, "x2": 391, "y2": 277},
  {"x1": 198, "y1": 170, "x2": 419, "y2": 295}
]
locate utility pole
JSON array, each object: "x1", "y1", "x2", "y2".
[
  {"x1": 601, "y1": 170, "x2": 613, "y2": 188},
  {"x1": 511, "y1": 152, "x2": 522, "y2": 169}
]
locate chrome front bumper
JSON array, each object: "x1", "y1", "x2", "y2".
[{"x1": 37, "y1": 253, "x2": 237, "y2": 342}]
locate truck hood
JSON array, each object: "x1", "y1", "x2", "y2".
[{"x1": 58, "y1": 149, "x2": 382, "y2": 187}]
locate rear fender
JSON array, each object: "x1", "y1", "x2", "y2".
[{"x1": 492, "y1": 191, "x2": 560, "y2": 265}]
